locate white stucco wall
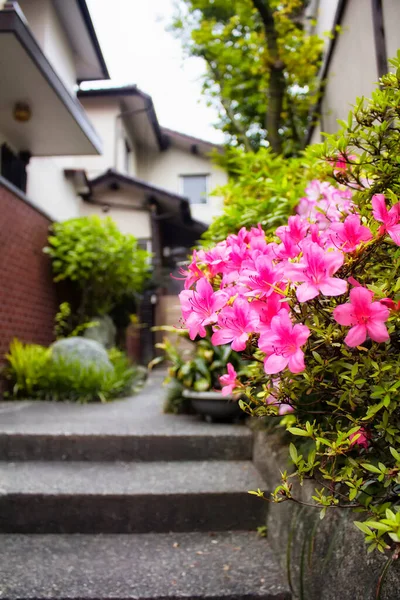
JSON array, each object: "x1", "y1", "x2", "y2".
[
  {"x1": 382, "y1": 0, "x2": 400, "y2": 66},
  {"x1": 67, "y1": 97, "x2": 137, "y2": 177},
  {"x1": 79, "y1": 201, "x2": 151, "y2": 239},
  {"x1": 19, "y1": 0, "x2": 77, "y2": 90},
  {"x1": 319, "y1": 0, "x2": 378, "y2": 134},
  {"x1": 121, "y1": 116, "x2": 138, "y2": 176},
  {"x1": 309, "y1": 121, "x2": 322, "y2": 146},
  {"x1": 137, "y1": 145, "x2": 227, "y2": 224},
  {"x1": 26, "y1": 156, "x2": 80, "y2": 221}
]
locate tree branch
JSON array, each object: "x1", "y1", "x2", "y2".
[
  {"x1": 207, "y1": 61, "x2": 254, "y2": 152},
  {"x1": 251, "y1": 0, "x2": 285, "y2": 154}
]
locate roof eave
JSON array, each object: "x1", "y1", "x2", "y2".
[
  {"x1": 75, "y1": 0, "x2": 110, "y2": 81},
  {"x1": 0, "y1": 4, "x2": 103, "y2": 155},
  {"x1": 77, "y1": 86, "x2": 167, "y2": 151}
]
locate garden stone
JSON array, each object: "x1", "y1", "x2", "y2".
[
  {"x1": 50, "y1": 338, "x2": 112, "y2": 372},
  {"x1": 83, "y1": 315, "x2": 116, "y2": 349}
]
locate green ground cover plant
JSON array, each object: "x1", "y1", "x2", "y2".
[{"x1": 4, "y1": 339, "x2": 143, "y2": 403}]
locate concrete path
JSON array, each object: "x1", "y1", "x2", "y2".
[{"x1": 0, "y1": 370, "x2": 291, "y2": 599}]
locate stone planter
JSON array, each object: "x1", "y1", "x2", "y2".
[
  {"x1": 182, "y1": 389, "x2": 243, "y2": 422},
  {"x1": 252, "y1": 429, "x2": 400, "y2": 600}
]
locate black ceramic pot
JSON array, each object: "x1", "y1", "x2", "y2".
[{"x1": 182, "y1": 389, "x2": 243, "y2": 423}]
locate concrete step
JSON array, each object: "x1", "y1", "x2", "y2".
[
  {"x1": 0, "y1": 531, "x2": 291, "y2": 599},
  {"x1": 0, "y1": 377, "x2": 252, "y2": 461},
  {"x1": 0, "y1": 429, "x2": 252, "y2": 462},
  {"x1": 0, "y1": 460, "x2": 268, "y2": 533}
]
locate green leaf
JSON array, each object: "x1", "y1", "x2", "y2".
[
  {"x1": 361, "y1": 463, "x2": 382, "y2": 474},
  {"x1": 287, "y1": 427, "x2": 310, "y2": 437},
  {"x1": 289, "y1": 443, "x2": 298, "y2": 463},
  {"x1": 354, "y1": 521, "x2": 373, "y2": 535}
]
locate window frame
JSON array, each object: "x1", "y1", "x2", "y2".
[{"x1": 179, "y1": 173, "x2": 210, "y2": 206}]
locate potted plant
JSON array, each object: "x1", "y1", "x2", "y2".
[{"x1": 151, "y1": 326, "x2": 248, "y2": 421}]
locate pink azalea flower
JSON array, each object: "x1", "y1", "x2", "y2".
[
  {"x1": 241, "y1": 255, "x2": 282, "y2": 298},
  {"x1": 285, "y1": 242, "x2": 347, "y2": 302},
  {"x1": 333, "y1": 287, "x2": 390, "y2": 347},
  {"x1": 329, "y1": 214, "x2": 373, "y2": 252},
  {"x1": 179, "y1": 278, "x2": 228, "y2": 340},
  {"x1": 273, "y1": 231, "x2": 302, "y2": 260},
  {"x1": 258, "y1": 312, "x2": 310, "y2": 374},
  {"x1": 265, "y1": 392, "x2": 293, "y2": 415},
  {"x1": 202, "y1": 242, "x2": 232, "y2": 276},
  {"x1": 330, "y1": 153, "x2": 356, "y2": 174},
  {"x1": 276, "y1": 215, "x2": 309, "y2": 245},
  {"x1": 279, "y1": 403, "x2": 294, "y2": 415},
  {"x1": 251, "y1": 293, "x2": 289, "y2": 333},
  {"x1": 372, "y1": 194, "x2": 400, "y2": 245},
  {"x1": 297, "y1": 180, "x2": 353, "y2": 229},
  {"x1": 211, "y1": 297, "x2": 259, "y2": 351},
  {"x1": 349, "y1": 427, "x2": 369, "y2": 449},
  {"x1": 175, "y1": 250, "x2": 204, "y2": 289},
  {"x1": 380, "y1": 297, "x2": 400, "y2": 311},
  {"x1": 219, "y1": 363, "x2": 238, "y2": 397}
]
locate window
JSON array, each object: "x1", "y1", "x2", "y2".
[
  {"x1": 1, "y1": 144, "x2": 29, "y2": 192},
  {"x1": 137, "y1": 238, "x2": 152, "y2": 254},
  {"x1": 181, "y1": 174, "x2": 208, "y2": 205}
]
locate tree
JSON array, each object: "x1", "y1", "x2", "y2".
[{"x1": 171, "y1": 0, "x2": 323, "y2": 155}]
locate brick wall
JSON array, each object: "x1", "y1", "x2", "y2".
[{"x1": 0, "y1": 179, "x2": 58, "y2": 359}]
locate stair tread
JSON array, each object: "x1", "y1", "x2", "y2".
[
  {"x1": 0, "y1": 374, "x2": 250, "y2": 438},
  {"x1": 0, "y1": 531, "x2": 291, "y2": 599},
  {"x1": 0, "y1": 460, "x2": 266, "y2": 495}
]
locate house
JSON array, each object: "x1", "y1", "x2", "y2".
[
  {"x1": 0, "y1": 0, "x2": 109, "y2": 359},
  {"x1": 41, "y1": 84, "x2": 227, "y2": 265},
  {"x1": 0, "y1": 0, "x2": 226, "y2": 364},
  {"x1": 306, "y1": 0, "x2": 400, "y2": 144}
]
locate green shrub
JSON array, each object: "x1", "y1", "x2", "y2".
[
  {"x1": 4, "y1": 340, "x2": 144, "y2": 403},
  {"x1": 44, "y1": 216, "x2": 152, "y2": 324},
  {"x1": 202, "y1": 146, "x2": 324, "y2": 245}
]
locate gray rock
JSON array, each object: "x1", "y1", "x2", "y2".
[
  {"x1": 50, "y1": 337, "x2": 112, "y2": 372},
  {"x1": 83, "y1": 315, "x2": 116, "y2": 349}
]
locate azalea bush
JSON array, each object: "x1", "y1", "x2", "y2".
[{"x1": 177, "y1": 59, "x2": 400, "y2": 557}]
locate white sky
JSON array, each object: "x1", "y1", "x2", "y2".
[{"x1": 85, "y1": 0, "x2": 224, "y2": 144}]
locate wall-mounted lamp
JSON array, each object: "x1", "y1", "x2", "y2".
[{"x1": 13, "y1": 102, "x2": 31, "y2": 123}]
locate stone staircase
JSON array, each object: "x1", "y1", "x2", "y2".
[{"x1": 0, "y1": 372, "x2": 291, "y2": 599}]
